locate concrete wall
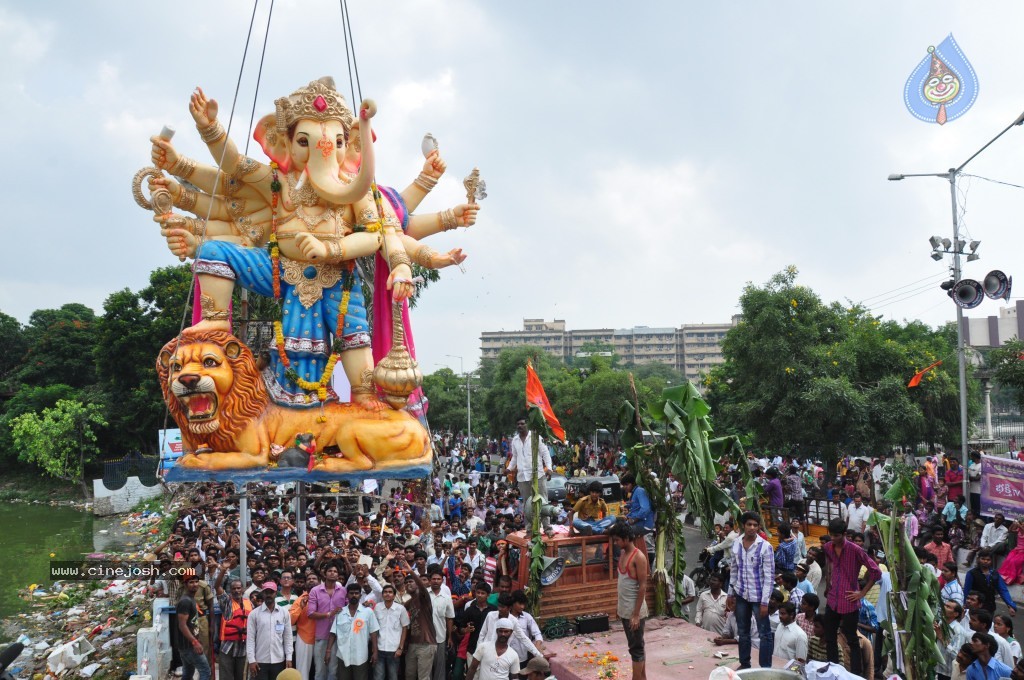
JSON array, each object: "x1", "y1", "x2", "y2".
[{"x1": 92, "y1": 476, "x2": 163, "y2": 516}]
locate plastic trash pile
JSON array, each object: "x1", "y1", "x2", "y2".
[{"x1": 4, "y1": 509, "x2": 171, "y2": 679}]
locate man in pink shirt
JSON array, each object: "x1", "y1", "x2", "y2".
[
  {"x1": 822, "y1": 518, "x2": 880, "y2": 677},
  {"x1": 306, "y1": 562, "x2": 347, "y2": 680}
]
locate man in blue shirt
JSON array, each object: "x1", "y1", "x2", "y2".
[
  {"x1": 967, "y1": 631, "x2": 1012, "y2": 680},
  {"x1": 943, "y1": 496, "x2": 968, "y2": 525},
  {"x1": 621, "y1": 474, "x2": 655, "y2": 536}
]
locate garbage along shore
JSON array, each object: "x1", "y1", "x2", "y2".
[{"x1": 1, "y1": 491, "x2": 187, "y2": 679}]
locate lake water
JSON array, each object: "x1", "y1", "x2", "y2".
[{"x1": 0, "y1": 503, "x2": 132, "y2": 619}]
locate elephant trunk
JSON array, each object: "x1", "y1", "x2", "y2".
[{"x1": 308, "y1": 104, "x2": 375, "y2": 206}]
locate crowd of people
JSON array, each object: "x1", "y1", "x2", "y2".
[
  {"x1": 688, "y1": 446, "x2": 1024, "y2": 679},
  {"x1": 150, "y1": 418, "x2": 1024, "y2": 680},
  {"x1": 155, "y1": 419, "x2": 662, "y2": 680}
]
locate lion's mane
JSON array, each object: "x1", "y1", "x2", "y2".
[{"x1": 156, "y1": 329, "x2": 270, "y2": 452}]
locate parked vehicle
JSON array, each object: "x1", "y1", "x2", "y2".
[
  {"x1": 565, "y1": 475, "x2": 622, "y2": 516},
  {"x1": 547, "y1": 474, "x2": 568, "y2": 504},
  {"x1": 506, "y1": 530, "x2": 653, "y2": 623}
]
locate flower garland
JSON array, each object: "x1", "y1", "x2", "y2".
[{"x1": 268, "y1": 162, "x2": 355, "y2": 408}]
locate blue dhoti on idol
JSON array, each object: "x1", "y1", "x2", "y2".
[{"x1": 194, "y1": 240, "x2": 370, "y2": 407}]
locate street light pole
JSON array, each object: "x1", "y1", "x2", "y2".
[
  {"x1": 947, "y1": 169, "x2": 970, "y2": 503},
  {"x1": 890, "y1": 109, "x2": 1024, "y2": 501}
]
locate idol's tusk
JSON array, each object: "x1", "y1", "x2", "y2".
[{"x1": 295, "y1": 167, "x2": 308, "y2": 192}]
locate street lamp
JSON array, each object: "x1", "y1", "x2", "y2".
[
  {"x1": 445, "y1": 354, "x2": 472, "y2": 444},
  {"x1": 889, "y1": 108, "x2": 1024, "y2": 500}
]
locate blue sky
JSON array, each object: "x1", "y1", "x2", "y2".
[{"x1": 3, "y1": 1, "x2": 1024, "y2": 375}]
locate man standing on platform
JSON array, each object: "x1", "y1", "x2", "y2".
[
  {"x1": 822, "y1": 518, "x2": 880, "y2": 677},
  {"x1": 727, "y1": 511, "x2": 775, "y2": 670},
  {"x1": 610, "y1": 521, "x2": 649, "y2": 680},
  {"x1": 507, "y1": 417, "x2": 553, "y2": 535}
]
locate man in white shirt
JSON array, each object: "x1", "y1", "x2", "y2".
[
  {"x1": 373, "y1": 585, "x2": 409, "y2": 680},
  {"x1": 508, "y1": 591, "x2": 548, "y2": 662},
  {"x1": 695, "y1": 573, "x2": 729, "y2": 634},
  {"x1": 980, "y1": 513, "x2": 1010, "y2": 558},
  {"x1": 329, "y1": 585, "x2": 379, "y2": 679},
  {"x1": 871, "y1": 455, "x2": 889, "y2": 502},
  {"x1": 466, "y1": 619, "x2": 520, "y2": 680},
  {"x1": 346, "y1": 564, "x2": 384, "y2": 608},
  {"x1": 507, "y1": 418, "x2": 553, "y2": 533},
  {"x1": 846, "y1": 493, "x2": 872, "y2": 535},
  {"x1": 464, "y1": 541, "x2": 484, "y2": 576},
  {"x1": 707, "y1": 521, "x2": 738, "y2": 576},
  {"x1": 246, "y1": 582, "x2": 293, "y2": 680},
  {"x1": 426, "y1": 544, "x2": 447, "y2": 568},
  {"x1": 772, "y1": 602, "x2": 807, "y2": 663},
  {"x1": 477, "y1": 594, "x2": 543, "y2": 660}
]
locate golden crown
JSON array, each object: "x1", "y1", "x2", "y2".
[{"x1": 274, "y1": 77, "x2": 354, "y2": 136}]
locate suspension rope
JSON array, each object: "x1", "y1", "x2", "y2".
[
  {"x1": 341, "y1": 0, "x2": 364, "y2": 103},
  {"x1": 159, "y1": 0, "x2": 271, "y2": 466},
  {"x1": 339, "y1": 0, "x2": 358, "y2": 111},
  {"x1": 243, "y1": 0, "x2": 276, "y2": 156}
]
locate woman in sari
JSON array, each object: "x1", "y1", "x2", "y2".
[{"x1": 997, "y1": 517, "x2": 1024, "y2": 585}]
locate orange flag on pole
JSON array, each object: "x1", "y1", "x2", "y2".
[
  {"x1": 907, "y1": 360, "x2": 942, "y2": 388},
  {"x1": 525, "y1": 361, "x2": 566, "y2": 442}
]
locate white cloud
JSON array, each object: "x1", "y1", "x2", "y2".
[
  {"x1": 9, "y1": 0, "x2": 1024, "y2": 377},
  {"x1": 0, "y1": 7, "x2": 53, "y2": 69}
]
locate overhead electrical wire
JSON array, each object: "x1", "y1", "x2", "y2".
[{"x1": 858, "y1": 272, "x2": 948, "y2": 305}]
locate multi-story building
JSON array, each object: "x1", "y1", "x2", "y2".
[
  {"x1": 961, "y1": 301, "x2": 1024, "y2": 347},
  {"x1": 480, "y1": 316, "x2": 741, "y2": 383}
]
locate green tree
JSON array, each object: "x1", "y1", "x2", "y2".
[
  {"x1": 705, "y1": 267, "x2": 970, "y2": 461},
  {"x1": 422, "y1": 368, "x2": 487, "y2": 435},
  {"x1": 12, "y1": 399, "x2": 107, "y2": 498},
  {"x1": 570, "y1": 340, "x2": 619, "y2": 368},
  {"x1": 18, "y1": 303, "x2": 99, "y2": 389},
  {"x1": 630, "y1": 360, "x2": 685, "y2": 386},
  {"x1": 0, "y1": 384, "x2": 80, "y2": 461},
  {"x1": 93, "y1": 265, "x2": 196, "y2": 455},
  {"x1": 0, "y1": 311, "x2": 27, "y2": 388},
  {"x1": 575, "y1": 370, "x2": 634, "y2": 442},
  {"x1": 990, "y1": 339, "x2": 1024, "y2": 411},
  {"x1": 141, "y1": 265, "x2": 195, "y2": 341},
  {"x1": 480, "y1": 347, "x2": 564, "y2": 437},
  {"x1": 622, "y1": 382, "x2": 752, "y2": 616}
]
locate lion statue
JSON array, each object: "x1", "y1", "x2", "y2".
[{"x1": 156, "y1": 328, "x2": 431, "y2": 472}]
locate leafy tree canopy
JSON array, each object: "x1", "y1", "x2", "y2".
[{"x1": 705, "y1": 267, "x2": 972, "y2": 461}]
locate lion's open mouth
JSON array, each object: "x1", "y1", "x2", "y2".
[{"x1": 180, "y1": 392, "x2": 219, "y2": 421}]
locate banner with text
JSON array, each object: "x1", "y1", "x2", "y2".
[
  {"x1": 981, "y1": 454, "x2": 1024, "y2": 518},
  {"x1": 159, "y1": 428, "x2": 183, "y2": 475}
]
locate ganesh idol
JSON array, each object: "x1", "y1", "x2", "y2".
[
  {"x1": 144, "y1": 77, "x2": 478, "y2": 410},
  {"x1": 135, "y1": 77, "x2": 480, "y2": 475}
]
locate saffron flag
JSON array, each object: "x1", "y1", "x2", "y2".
[
  {"x1": 525, "y1": 361, "x2": 565, "y2": 442},
  {"x1": 908, "y1": 360, "x2": 943, "y2": 388}
]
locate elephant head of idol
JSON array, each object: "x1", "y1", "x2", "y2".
[{"x1": 254, "y1": 76, "x2": 377, "y2": 206}]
